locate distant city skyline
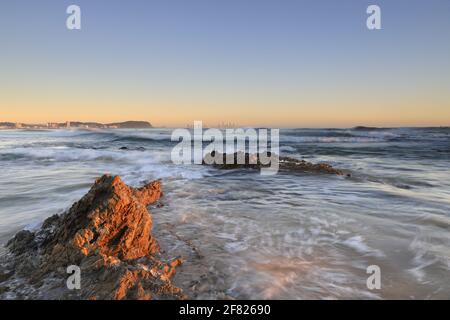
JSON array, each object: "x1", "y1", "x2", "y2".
[
  {"x1": 1, "y1": 0, "x2": 450, "y2": 127},
  {"x1": 0, "y1": 120, "x2": 153, "y2": 129}
]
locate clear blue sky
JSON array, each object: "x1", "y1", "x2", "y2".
[{"x1": 1, "y1": 0, "x2": 450, "y2": 127}]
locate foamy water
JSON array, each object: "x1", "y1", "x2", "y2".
[{"x1": 0, "y1": 127, "x2": 449, "y2": 299}]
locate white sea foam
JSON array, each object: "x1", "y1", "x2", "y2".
[{"x1": 342, "y1": 236, "x2": 385, "y2": 257}]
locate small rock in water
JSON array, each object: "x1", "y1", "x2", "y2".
[
  {"x1": 119, "y1": 146, "x2": 145, "y2": 151},
  {"x1": 203, "y1": 151, "x2": 346, "y2": 175}
]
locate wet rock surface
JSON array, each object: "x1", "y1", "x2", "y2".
[
  {"x1": 119, "y1": 146, "x2": 146, "y2": 151},
  {"x1": 0, "y1": 175, "x2": 185, "y2": 300},
  {"x1": 203, "y1": 151, "x2": 347, "y2": 176}
]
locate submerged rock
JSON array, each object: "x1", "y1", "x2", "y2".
[
  {"x1": 203, "y1": 151, "x2": 348, "y2": 176},
  {"x1": 0, "y1": 175, "x2": 185, "y2": 300},
  {"x1": 119, "y1": 146, "x2": 146, "y2": 151}
]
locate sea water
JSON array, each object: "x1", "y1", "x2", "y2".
[{"x1": 0, "y1": 127, "x2": 449, "y2": 299}]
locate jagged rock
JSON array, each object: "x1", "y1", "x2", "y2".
[
  {"x1": 0, "y1": 175, "x2": 185, "y2": 300},
  {"x1": 6, "y1": 230, "x2": 36, "y2": 255},
  {"x1": 203, "y1": 151, "x2": 348, "y2": 176},
  {"x1": 279, "y1": 157, "x2": 347, "y2": 175}
]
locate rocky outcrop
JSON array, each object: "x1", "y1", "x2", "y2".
[
  {"x1": 107, "y1": 121, "x2": 153, "y2": 129},
  {"x1": 203, "y1": 151, "x2": 348, "y2": 176},
  {"x1": 278, "y1": 156, "x2": 347, "y2": 175},
  {"x1": 0, "y1": 175, "x2": 185, "y2": 300}
]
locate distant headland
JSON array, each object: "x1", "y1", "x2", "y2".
[{"x1": 0, "y1": 121, "x2": 153, "y2": 129}]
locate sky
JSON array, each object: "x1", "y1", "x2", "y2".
[{"x1": 1, "y1": 0, "x2": 450, "y2": 128}]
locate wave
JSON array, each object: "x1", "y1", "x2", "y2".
[
  {"x1": 111, "y1": 135, "x2": 173, "y2": 144},
  {"x1": 280, "y1": 128, "x2": 403, "y2": 144},
  {"x1": 342, "y1": 235, "x2": 385, "y2": 257},
  {"x1": 0, "y1": 147, "x2": 161, "y2": 163},
  {"x1": 58, "y1": 129, "x2": 175, "y2": 144},
  {"x1": 280, "y1": 146, "x2": 297, "y2": 153},
  {"x1": 280, "y1": 136, "x2": 387, "y2": 144},
  {"x1": 347, "y1": 170, "x2": 436, "y2": 190}
]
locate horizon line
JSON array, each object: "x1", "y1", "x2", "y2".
[{"x1": 1, "y1": 120, "x2": 450, "y2": 130}]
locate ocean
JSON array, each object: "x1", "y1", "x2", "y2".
[{"x1": 0, "y1": 127, "x2": 449, "y2": 299}]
